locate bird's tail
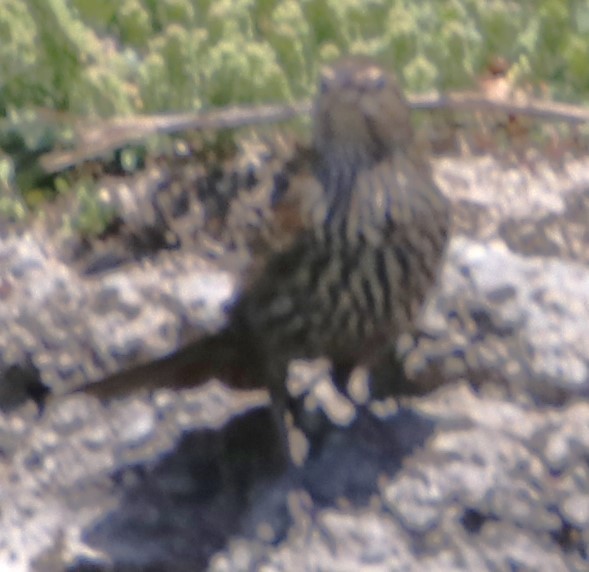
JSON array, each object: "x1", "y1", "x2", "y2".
[{"x1": 68, "y1": 329, "x2": 260, "y2": 402}]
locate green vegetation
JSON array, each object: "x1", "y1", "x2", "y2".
[
  {"x1": 1, "y1": 0, "x2": 589, "y2": 230},
  {"x1": 4, "y1": 0, "x2": 589, "y2": 115}
]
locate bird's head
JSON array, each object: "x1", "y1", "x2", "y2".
[{"x1": 312, "y1": 56, "x2": 413, "y2": 168}]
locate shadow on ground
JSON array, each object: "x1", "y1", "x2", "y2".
[{"x1": 63, "y1": 404, "x2": 436, "y2": 571}]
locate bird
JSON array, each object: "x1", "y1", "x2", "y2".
[{"x1": 62, "y1": 56, "x2": 451, "y2": 459}]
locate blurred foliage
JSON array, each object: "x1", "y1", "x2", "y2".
[
  {"x1": 3, "y1": 0, "x2": 589, "y2": 116},
  {"x1": 66, "y1": 180, "x2": 118, "y2": 237},
  {"x1": 1, "y1": 0, "x2": 589, "y2": 231}
]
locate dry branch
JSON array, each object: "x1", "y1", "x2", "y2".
[{"x1": 39, "y1": 93, "x2": 589, "y2": 174}]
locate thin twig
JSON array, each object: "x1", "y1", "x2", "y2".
[
  {"x1": 411, "y1": 92, "x2": 589, "y2": 124},
  {"x1": 39, "y1": 93, "x2": 589, "y2": 174},
  {"x1": 40, "y1": 101, "x2": 311, "y2": 174}
]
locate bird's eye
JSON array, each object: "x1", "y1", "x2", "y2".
[
  {"x1": 360, "y1": 67, "x2": 386, "y2": 91},
  {"x1": 359, "y1": 66, "x2": 387, "y2": 91}
]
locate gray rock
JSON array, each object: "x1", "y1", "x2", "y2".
[{"x1": 1, "y1": 150, "x2": 589, "y2": 570}]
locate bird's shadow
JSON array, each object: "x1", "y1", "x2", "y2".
[{"x1": 67, "y1": 402, "x2": 436, "y2": 571}]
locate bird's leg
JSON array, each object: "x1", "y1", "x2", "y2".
[
  {"x1": 267, "y1": 389, "x2": 294, "y2": 470},
  {"x1": 261, "y1": 360, "x2": 298, "y2": 469},
  {"x1": 285, "y1": 361, "x2": 356, "y2": 459},
  {"x1": 220, "y1": 402, "x2": 290, "y2": 501},
  {"x1": 331, "y1": 361, "x2": 354, "y2": 397},
  {"x1": 368, "y1": 336, "x2": 447, "y2": 401}
]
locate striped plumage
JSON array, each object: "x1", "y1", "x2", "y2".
[
  {"x1": 72, "y1": 57, "x2": 450, "y2": 451},
  {"x1": 232, "y1": 56, "x2": 449, "y2": 392}
]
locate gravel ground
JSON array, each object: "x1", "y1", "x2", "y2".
[{"x1": 1, "y1": 144, "x2": 589, "y2": 571}]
